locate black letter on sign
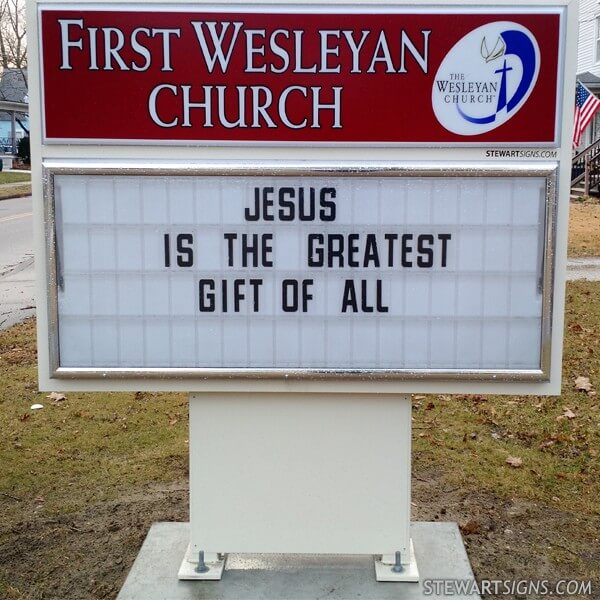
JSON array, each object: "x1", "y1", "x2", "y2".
[
  {"x1": 282, "y1": 279, "x2": 299, "y2": 312},
  {"x1": 341, "y1": 280, "x2": 358, "y2": 313},
  {"x1": 164, "y1": 233, "x2": 194, "y2": 267},
  {"x1": 245, "y1": 188, "x2": 261, "y2": 221},
  {"x1": 416, "y1": 234, "x2": 434, "y2": 268},
  {"x1": 176, "y1": 234, "x2": 194, "y2": 267},
  {"x1": 164, "y1": 234, "x2": 171, "y2": 267},
  {"x1": 199, "y1": 279, "x2": 215, "y2": 312},
  {"x1": 438, "y1": 233, "x2": 452, "y2": 267}
]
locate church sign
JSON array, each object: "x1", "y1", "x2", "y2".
[
  {"x1": 32, "y1": 3, "x2": 570, "y2": 394},
  {"x1": 39, "y1": 8, "x2": 561, "y2": 144}
]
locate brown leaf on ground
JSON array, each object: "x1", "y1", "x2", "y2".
[
  {"x1": 506, "y1": 456, "x2": 523, "y2": 468},
  {"x1": 460, "y1": 519, "x2": 482, "y2": 535},
  {"x1": 574, "y1": 376, "x2": 594, "y2": 394},
  {"x1": 46, "y1": 392, "x2": 66, "y2": 403}
]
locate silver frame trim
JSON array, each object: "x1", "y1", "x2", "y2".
[{"x1": 43, "y1": 160, "x2": 558, "y2": 382}]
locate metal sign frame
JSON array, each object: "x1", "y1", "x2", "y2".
[{"x1": 43, "y1": 160, "x2": 558, "y2": 382}]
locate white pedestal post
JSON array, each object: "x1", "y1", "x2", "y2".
[{"x1": 179, "y1": 392, "x2": 418, "y2": 582}]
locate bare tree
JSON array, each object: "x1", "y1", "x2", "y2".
[
  {"x1": 0, "y1": 0, "x2": 26, "y2": 70},
  {"x1": 0, "y1": 0, "x2": 28, "y2": 137}
]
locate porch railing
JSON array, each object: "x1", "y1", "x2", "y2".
[
  {"x1": 572, "y1": 137, "x2": 600, "y2": 195},
  {"x1": 0, "y1": 137, "x2": 20, "y2": 154}
]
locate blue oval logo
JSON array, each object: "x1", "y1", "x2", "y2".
[{"x1": 432, "y1": 22, "x2": 540, "y2": 135}]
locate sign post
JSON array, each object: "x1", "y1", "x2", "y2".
[
  {"x1": 184, "y1": 393, "x2": 415, "y2": 581},
  {"x1": 28, "y1": 0, "x2": 577, "y2": 593}
]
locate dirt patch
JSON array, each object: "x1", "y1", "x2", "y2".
[
  {"x1": 411, "y1": 470, "x2": 599, "y2": 588},
  {"x1": 1, "y1": 472, "x2": 597, "y2": 600},
  {"x1": 0, "y1": 481, "x2": 188, "y2": 599},
  {"x1": 569, "y1": 201, "x2": 600, "y2": 257}
]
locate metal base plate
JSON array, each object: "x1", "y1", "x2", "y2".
[
  {"x1": 118, "y1": 522, "x2": 480, "y2": 600},
  {"x1": 374, "y1": 540, "x2": 419, "y2": 582},
  {"x1": 177, "y1": 545, "x2": 226, "y2": 580}
]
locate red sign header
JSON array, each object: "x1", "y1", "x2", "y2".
[{"x1": 40, "y1": 8, "x2": 562, "y2": 144}]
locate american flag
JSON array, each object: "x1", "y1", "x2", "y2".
[{"x1": 573, "y1": 81, "x2": 600, "y2": 149}]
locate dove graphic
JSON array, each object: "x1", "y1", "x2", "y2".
[{"x1": 481, "y1": 36, "x2": 506, "y2": 62}]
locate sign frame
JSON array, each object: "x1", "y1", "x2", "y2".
[
  {"x1": 28, "y1": 0, "x2": 577, "y2": 396},
  {"x1": 43, "y1": 160, "x2": 558, "y2": 382},
  {"x1": 37, "y1": 3, "x2": 566, "y2": 147}
]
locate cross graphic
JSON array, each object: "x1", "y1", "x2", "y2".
[{"x1": 494, "y1": 59, "x2": 513, "y2": 112}]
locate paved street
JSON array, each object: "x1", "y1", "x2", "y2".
[
  {"x1": 566, "y1": 256, "x2": 600, "y2": 281},
  {"x1": 0, "y1": 196, "x2": 35, "y2": 330}
]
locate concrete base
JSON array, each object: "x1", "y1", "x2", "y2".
[{"x1": 118, "y1": 522, "x2": 480, "y2": 599}]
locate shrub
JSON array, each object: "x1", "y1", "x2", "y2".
[{"x1": 17, "y1": 136, "x2": 30, "y2": 163}]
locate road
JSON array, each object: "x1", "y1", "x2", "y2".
[
  {"x1": 566, "y1": 256, "x2": 600, "y2": 281},
  {"x1": 0, "y1": 196, "x2": 35, "y2": 330}
]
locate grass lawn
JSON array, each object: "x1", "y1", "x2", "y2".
[
  {"x1": 0, "y1": 319, "x2": 188, "y2": 517},
  {"x1": 0, "y1": 282, "x2": 599, "y2": 598},
  {"x1": 0, "y1": 171, "x2": 31, "y2": 200},
  {"x1": 415, "y1": 279, "x2": 599, "y2": 512},
  {"x1": 0, "y1": 184, "x2": 31, "y2": 200},
  {"x1": 412, "y1": 281, "x2": 600, "y2": 584},
  {"x1": 0, "y1": 172, "x2": 30, "y2": 185},
  {"x1": 569, "y1": 200, "x2": 600, "y2": 257}
]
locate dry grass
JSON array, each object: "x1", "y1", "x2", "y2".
[
  {"x1": 0, "y1": 284, "x2": 598, "y2": 594},
  {"x1": 0, "y1": 172, "x2": 30, "y2": 185},
  {"x1": 0, "y1": 184, "x2": 31, "y2": 200},
  {"x1": 0, "y1": 320, "x2": 188, "y2": 518},
  {"x1": 0, "y1": 284, "x2": 598, "y2": 519},
  {"x1": 569, "y1": 201, "x2": 600, "y2": 257},
  {"x1": 413, "y1": 284, "x2": 599, "y2": 514}
]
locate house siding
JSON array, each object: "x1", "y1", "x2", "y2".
[{"x1": 578, "y1": 0, "x2": 600, "y2": 75}]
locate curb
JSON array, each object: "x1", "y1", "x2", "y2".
[{"x1": 0, "y1": 191, "x2": 32, "y2": 201}]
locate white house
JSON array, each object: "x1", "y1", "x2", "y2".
[
  {"x1": 0, "y1": 69, "x2": 29, "y2": 154},
  {"x1": 576, "y1": 0, "x2": 600, "y2": 148}
]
